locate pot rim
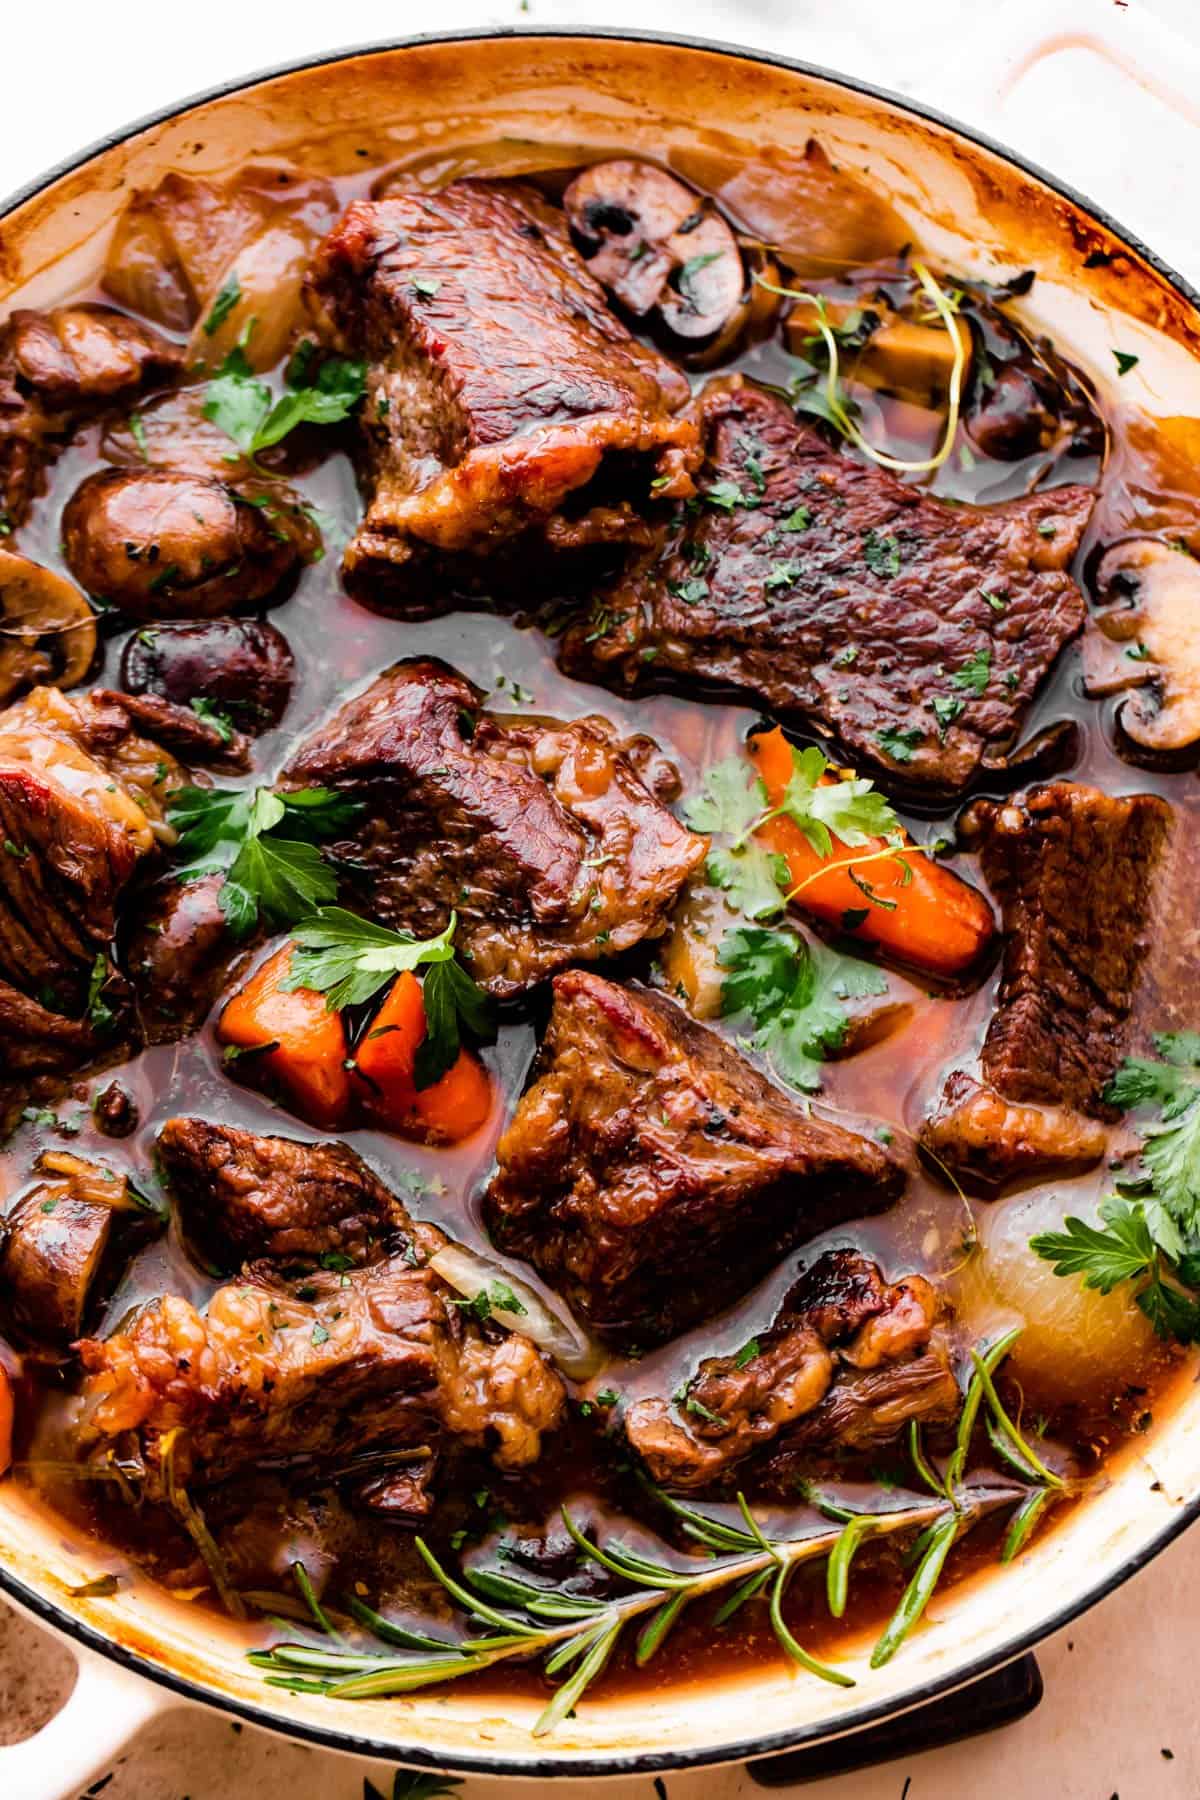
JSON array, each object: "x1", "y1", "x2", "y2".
[{"x1": 2, "y1": 25, "x2": 1198, "y2": 1779}]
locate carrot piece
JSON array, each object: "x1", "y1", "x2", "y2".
[
  {"x1": 217, "y1": 943, "x2": 351, "y2": 1129},
  {"x1": 749, "y1": 727, "x2": 994, "y2": 978},
  {"x1": 355, "y1": 971, "x2": 493, "y2": 1144},
  {"x1": 0, "y1": 1366, "x2": 14, "y2": 1477}
]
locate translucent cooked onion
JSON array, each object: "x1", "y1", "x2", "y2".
[
  {"x1": 428, "y1": 1244, "x2": 604, "y2": 1380},
  {"x1": 954, "y1": 1190, "x2": 1158, "y2": 1402}
]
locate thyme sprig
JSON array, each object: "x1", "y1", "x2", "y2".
[{"x1": 760, "y1": 261, "x2": 968, "y2": 475}]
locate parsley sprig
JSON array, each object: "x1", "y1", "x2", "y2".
[
  {"x1": 168, "y1": 785, "x2": 361, "y2": 939},
  {"x1": 1031, "y1": 1032, "x2": 1200, "y2": 1342},
  {"x1": 682, "y1": 741, "x2": 904, "y2": 922},
  {"x1": 285, "y1": 908, "x2": 493, "y2": 1088},
  {"x1": 718, "y1": 924, "x2": 887, "y2": 1091},
  {"x1": 204, "y1": 343, "x2": 366, "y2": 460}
]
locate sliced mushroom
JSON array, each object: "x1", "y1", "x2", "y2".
[
  {"x1": 0, "y1": 549, "x2": 96, "y2": 706},
  {"x1": 1, "y1": 1185, "x2": 113, "y2": 1343},
  {"x1": 1085, "y1": 538, "x2": 1200, "y2": 752},
  {"x1": 564, "y1": 161, "x2": 744, "y2": 342}
]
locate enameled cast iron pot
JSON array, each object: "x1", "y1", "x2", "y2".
[{"x1": 3, "y1": 25, "x2": 1200, "y2": 1796}]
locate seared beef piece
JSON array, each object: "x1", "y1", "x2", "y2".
[
  {"x1": 625, "y1": 1250, "x2": 949, "y2": 1488},
  {"x1": 354, "y1": 1456, "x2": 439, "y2": 1522},
  {"x1": 484, "y1": 971, "x2": 904, "y2": 1344},
  {"x1": 0, "y1": 685, "x2": 191, "y2": 1010},
  {"x1": 283, "y1": 659, "x2": 708, "y2": 998},
  {"x1": 156, "y1": 1118, "x2": 428, "y2": 1270},
  {"x1": 124, "y1": 873, "x2": 248, "y2": 1045},
  {"x1": 0, "y1": 304, "x2": 182, "y2": 530},
  {"x1": 120, "y1": 617, "x2": 295, "y2": 734},
  {"x1": 0, "y1": 761, "x2": 138, "y2": 1006},
  {"x1": 62, "y1": 470, "x2": 317, "y2": 619},
  {"x1": 76, "y1": 1251, "x2": 565, "y2": 1491},
  {"x1": 91, "y1": 688, "x2": 250, "y2": 772},
  {"x1": 561, "y1": 378, "x2": 1094, "y2": 795},
  {"x1": 922, "y1": 1071, "x2": 1107, "y2": 1185},
  {"x1": 307, "y1": 180, "x2": 698, "y2": 610},
  {"x1": 921, "y1": 782, "x2": 1173, "y2": 1184}
]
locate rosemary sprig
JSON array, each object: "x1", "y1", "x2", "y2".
[
  {"x1": 252, "y1": 1488, "x2": 1016, "y2": 1734},
  {"x1": 247, "y1": 1330, "x2": 1066, "y2": 1733}
]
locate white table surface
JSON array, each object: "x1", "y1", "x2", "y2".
[{"x1": 4, "y1": 1, "x2": 1200, "y2": 1794}]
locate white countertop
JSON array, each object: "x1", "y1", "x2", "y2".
[{"x1": 3, "y1": 1, "x2": 1199, "y2": 1794}]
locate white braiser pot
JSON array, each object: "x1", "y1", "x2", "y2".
[{"x1": 2, "y1": 21, "x2": 1200, "y2": 1799}]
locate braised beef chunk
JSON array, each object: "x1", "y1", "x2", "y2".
[
  {"x1": 283, "y1": 658, "x2": 708, "y2": 997},
  {"x1": 0, "y1": 305, "x2": 182, "y2": 530},
  {"x1": 0, "y1": 686, "x2": 187, "y2": 1009},
  {"x1": 561, "y1": 378, "x2": 1094, "y2": 794},
  {"x1": 157, "y1": 1118, "x2": 428, "y2": 1270},
  {"x1": 625, "y1": 1250, "x2": 951, "y2": 1488},
  {"x1": 76, "y1": 1250, "x2": 565, "y2": 1490},
  {"x1": 484, "y1": 971, "x2": 904, "y2": 1344},
  {"x1": 90, "y1": 688, "x2": 250, "y2": 771},
  {"x1": 921, "y1": 782, "x2": 1173, "y2": 1183},
  {"x1": 307, "y1": 181, "x2": 698, "y2": 610}
]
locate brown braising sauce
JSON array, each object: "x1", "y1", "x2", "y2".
[{"x1": 1, "y1": 140, "x2": 1196, "y2": 1708}]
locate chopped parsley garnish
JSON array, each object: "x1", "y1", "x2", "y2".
[
  {"x1": 1125, "y1": 642, "x2": 1151, "y2": 661},
  {"x1": 452, "y1": 1281, "x2": 527, "y2": 1323},
  {"x1": 668, "y1": 577, "x2": 709, "y2": 605},
  {"x1": 863, "y1": 530, "x2": 901, "y2": 579},
  {"x1": 285, "y1": 908, "x2": 493, "y2": 1088},
  {"x1": 86, "y1": 954, "x2": 116, "y2": 1034},
  {"x1": 189, "y1": 697, "x2": 236, "y2": 744},
  {"x1": 702, "y1": 480, "x2": 751, "y2": 513},
  {"x1": 128, "y1": 412, "x2": 150, "y2": 461},
  {"x1": 982, "y1": 589, "x2": 1007, "y2": 614},
  {"x1": 203, "y1": 271, "x2": 242, "y2": 336},
  {"x1": 1113, "y1": 349, "x2": 1140, "y2": 377},
  {"x1": 167, "y1": 784, "x2": 360, "y2": 939},
  {"x1": 684, "y1": 743, "x2": 903, "y2": 921},
  {"x1": 875, "y1": 725, "x2": 923, "y2": 764},
  {"x1": 204, "y1": 344, "x2": 365, "y2": 458},
  {"x1": 782, "y1": 505, "x2": 811, "y2": 533},
  {"x1": 678, "y1": 251, "x2": 723, "y2": 300},
  {"x1": 718, "y1": 924, "x2": 887, "y2": 1091},
  {"x1": 931, "y1": 694, "x2": 965, "y2": 736},
  {"x1": 734, "y1": 1339, "x2": 761, "y2": 1368},
  {"x1": 949, "y1": 646, "x2": 992, "y2": 696},
  {"x1": 764, "y1": 561, "x2": 802, "y2": 592}
]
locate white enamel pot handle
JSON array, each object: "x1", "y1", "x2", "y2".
[
  {"x1": 0, "y1": 1637, "x2": 169, "y2": 1800},
  {"x1": 935, "y1": 1, "x2": 1200, "y2": 143}
]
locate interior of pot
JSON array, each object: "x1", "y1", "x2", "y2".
[{"x1": 2, "y1": 30, "x2": 1200, "y2": 1773}]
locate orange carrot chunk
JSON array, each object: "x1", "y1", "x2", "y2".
[
  {"x1": 355, "y1": 971, "x2": 493, "y2": 1144},
  {"x1": 749, "y1": 727, "x2": 994, "y2": 978},
  {"x1": 217, "y1": 943, "x2": 351, "y2": 1130}
]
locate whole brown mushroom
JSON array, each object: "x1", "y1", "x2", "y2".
[
  {"x1": 0, "y1": 548, "x2": 96, "y2": 704},
  {"x1": 61, "y1": 469, "x2": 318, "y2": 618}
]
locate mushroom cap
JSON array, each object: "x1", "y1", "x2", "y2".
[
  {"x1": 0, "y1": 548, "x2": 97, "y2": 706},
  {"x1": 564, "y1": 160, "x2": 744, "y2": 342}
]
